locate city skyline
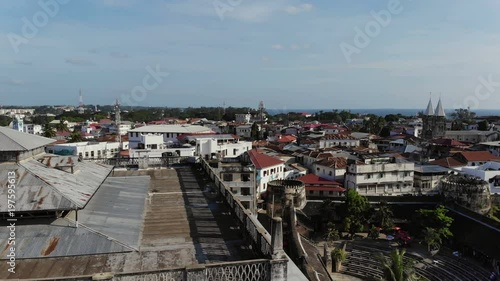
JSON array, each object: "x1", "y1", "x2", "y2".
[{"x1": 1, "y1": 1, "x2": 500, "y2": 108}]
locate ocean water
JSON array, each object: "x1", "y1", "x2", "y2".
[{"x1": 267, "y1": 109, "x2": 500, "y2": 117}]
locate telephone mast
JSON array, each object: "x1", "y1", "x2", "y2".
[{"x1": 114, "y1": 98, "x2": 122, "y2": 149}]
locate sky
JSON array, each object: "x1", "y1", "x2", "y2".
[{"x1": 1, "y1": 0, "x2": 500, "y2": 110}]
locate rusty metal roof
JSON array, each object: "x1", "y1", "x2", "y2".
[
  {"x1": 0, "y1": 218, "x2": 132, "y2": 259},
  {"x1": 0, "y1": 156, "x2": 113, "y2": 213},
  {"x1": 0, "y1": 126, "x2": 55, "y2": 151}
]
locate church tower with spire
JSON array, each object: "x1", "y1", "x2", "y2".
[{"x1": 422, "y1": 96, "x2": 446, "y2": 140}]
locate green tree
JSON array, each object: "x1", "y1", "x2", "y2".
[
  {"x1": 68, "y1": 132, "x2": 84, "y2": 143},
  {"x1": 0, "y1": 116, "x2": 13, "y2": 126},
  {"x1": 368, "y1": 225, "x2": 380, "y2": 239},
  {"x1": 415, "y1": 205, "x2": 453, "y2": 251},
  {"x1": 55, "y1": 119, "x2": 69, "y2": 132},
  {"x1": 377, "y1": 249, "x2": 421, "y2": 281},
  {"x1": 320, "y1": 199, "x2": 336, "y2": 224},
  {"x1": 250, "y1": 122, "x2": 260, "y2": 140},
  {"x1": 380, "y1": 126, "x2": 392, "y2": 138},
  {"x1": 423, "y1": 227, "x2": 442, "y2": 254},
  {"x1": 325, "y1": 222, "x2": 340, "y2": 243},
  {"x1": 42, "y1": 123, "x2": 56, "y2": 138},
  {"x1": 331, "y1": 248, "x2": 347, "y2": 272},
  {"x1": 478, "y1": 120, "x2": 489, "y2": 131},
  {"x1": 343, "y1": 189, "x2": 369, "y2": 238},
  {"x1": 372, "y1": 202, "x2": 394, "y2": 232}
]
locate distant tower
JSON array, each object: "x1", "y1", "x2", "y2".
[
  {"x1": 422, "y1": 94, "x2": 446, "y2": 140},
  {"x1": 78, "y1": 89, "x2": 85, "y2": 114},
  {"x1": 114, "y1": 98, "x2": 122, "y2": 148},
  {"x1": 12, "y1": 115, "x2": 24, "y2": 132},
  {"x1": 258, "y1": 101, "x2": 265, "y2": 124}
]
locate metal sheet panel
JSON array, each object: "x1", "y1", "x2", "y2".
[{"x1": 0, "y1": 126, "x2": 55, "y2": 151}]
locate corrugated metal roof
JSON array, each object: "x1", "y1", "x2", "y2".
[
  {"x1": 0, "y1": 157, "x2": 113, "y2": 212},
  {"x1": 78, "y1": 176, "x2": 150, "y2": 249},
  {"x1": 0, "y1": 126, "x2": 55, "y2": 151},
  {"x1": 0, "y1": 219, "x2": 131, "y2": 259}
]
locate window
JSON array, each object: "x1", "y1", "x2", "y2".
[
  {"x1": 223, "y1": 174, "x2": 233, "y2": 181},
  {"x1": 85, "y1": 152, "x2": 89, "y2": 158},
  {"x1": 319, "y1": 191, "x2": 324, "y2": 195},
  {"x1": 329, "y1": 191, "x2": 333, "y2": 195},
  {"x1": 309, "y1": 190, "x2": 314, "y2": 194},
  {"x1": 91, "y1": 151, "x2": 95, "y2": 157},
  {"x1": 379, "y1": 173, "x2": 384, "y2": 178},
  {"x1": 241, "y1": 188, "x2": 250, "y2": 196}
]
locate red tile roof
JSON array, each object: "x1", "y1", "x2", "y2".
[
  {"x1": 305, "y1": 186, "x2": 346, "y2": 192},
  {"x1": 321, "y1": 134, "x2": 355, "y2": 140},
  {"x1": 277, "y1": 135, "x2": 297, "y2": 143},
  {"x1": 454, "y1": 151, "x2": 499, "y2": 162},
  {"x1": 432, "y1": 138, "x2": 467, "y2": 147},
  {"x1": 315, "y1": 157, "x2": 348, "y2": 169},
  {"x1": 429, "y1": 157, "x2": 466, "y2": 168},
  {"x1": 296, "y1": 174, "x2": 341, "y2": 186},
  {"x1": 247, "y1": 149, "x2": 284, "y2": 169}
]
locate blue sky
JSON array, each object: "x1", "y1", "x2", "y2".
[{"x1": 1, "y1": 0, "x2": 500, "y2": 110}]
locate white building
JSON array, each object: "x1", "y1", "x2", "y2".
[
  {"x1": 445, "y1": 130, "x2": 499, "y2": 143},
  {"x1": 110, "y1": 121, "x2": 133, "y2": 135},
  {"x1": 319, "y1": 134, "x2": 360, "y2": 149},
  {"x1": 313, "y1": 157, "x2": 348, "y2": 182},
  {"x1": 46, "y1": 141, "x2": 129, "y2": 160},
  {"x1": 235, "y1": 113, "x2": 252, "y2": 123},
  {"x1": 235, "y1": 125, "x2": 253, "y2": 138},
  {"x1": 241, "y1": 149, "x2": 285, "y2": 195},
  {"x1": 459, "y1": 161, "x2": 500, "y2": 194},
  {"x1": 189, "y1": 134, "x2": 252, "y2": 160},
  {"x1": 413, "y1": 165, "x2": 452, "y2": 195},
  {"x1": 23, "y1": 124, "x2": 42, "y2": 135},
  {"x1": 345, "y1": 155, "x2": 415, "y2": 196},
  {"x1": 128, "y1": 125, "x2": 213, "y2": 149}
]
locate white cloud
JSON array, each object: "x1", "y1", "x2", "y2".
[
  {"x1": 2, "y1": 79, "x2": 25, "y2": 86},
  {"x1": 285, "y1": 3, "x2": 313, "y2": 15},
  {"x1": 65, "y1": 58, "x2": 96, "y2": 66},
  {"x1": 109, "y1": 52, "x2": 129, "y2": 59},
  {"x1": 272, "y1": 44, "x2": 284, "y2": 50},
  {"x1": 166, "y1": 0, "x2": 289, "y2": 23}
]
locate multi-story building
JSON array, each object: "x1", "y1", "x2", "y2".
[
  {"x1": 23, "y1": 124, "x2": 43, "y2": 135},
  {"x1": 128, "y1": 125, "x2": 213, "y2": 149},
  {"x1": 445, "y1": 130, "x2": 499, "y2": 143},
  {"x1": 190, "y1": 134, "x2": 252, "y2": 160},
  {"x1": 319, "y1": 134, "x2": 360, "y2": 148},
  {"x1": 313, "y1": 156, "x2": 348, "y2": 182},
  {"x1": 345, "y1": 155, "x2": 415, "y2": 196},
  {"x1": 235, "y1": 113, "x2": 252, "y2": 123},
  {"x1": 241, "y1": 149, "x2": 285, "y2": 195},
  {"x1": 46, "y1": 141, "x2": 130, "y2": 160},
  {"x1": 235, "y1": 125, "x2": 253, "y2": 138},
  {"x1": 413, "y1": 165, "x2": 452, "y2": 195}
]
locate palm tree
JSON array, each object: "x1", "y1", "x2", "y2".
[
  {"x1": 423, "y1": 227, "x2": 441, "y2": 255},
  {"x1": 42, "y1": 124, "x2": 56, "y2": 138},
  {"x1": 372, "y1": 202, "x2": 394, "y2": 232},
  {"x1": 55, "y1": 119, "x2": 69, "y2": 132},
  {"x1": 377, "y1": 249, "x2": 421, "y2": 281},
  {"x1": 325, "y1": 222, "x2": 340, "y2": 244},
  {"x1": 68, "y1": 132, "x2": 84, "y2": 143}
]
